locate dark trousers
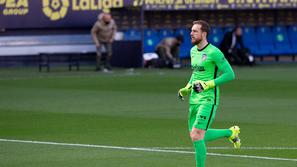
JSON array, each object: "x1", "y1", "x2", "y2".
[
  {"x1": 226, "y1": 48, "x2": 254, "y2": 66},
  {"x1": 96, "y1": 42, "x2": 112, "y2": 69},
  {"x1": 155, "y1": 46, "x2": 179, "y2": 68}
]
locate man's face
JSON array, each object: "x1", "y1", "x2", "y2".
[
  {"x1": 190, "y1": 24, "x2": 204, "y2": 45},
  {"x1": 235, "y1": 27, "x2": 242, "y2": 36},
  {"x1": 102, "y1": 14, "x2": 111, "y2": 24}
]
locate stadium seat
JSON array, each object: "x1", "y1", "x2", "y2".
[
  {"x1": 271, "y1": 26, "x2": 293, "y2": 55},
  {"x1": 175, "y1": 28, "x2": 190, "y2": 40},
  {"x1": 288, "y1": 25, "x2": 297, "y2": 53},
  {"x1": 158, "y1": 28, "x2": 175, "y2": 39},
  {"x1": 208, "y1": 27, "x2": 224, "y2": 47},
  {"x1": 143, "y1": 29, "x2": 160, "y2": 53},
  {"x1": 124, "y1": 29, "x2": 141, "y2": 40},
  {"x1": 254, "y1": 26, "x2": 273, "y2": 56},
  {"x1": 144, "y1": 29, "x2": 158, "y2": 38},
  {"x1": 242, "y1": 26, "x2": 258, "y2": 55},
  {"x1": 143, "y1": 36, "x2": 160, "y2": 53},
  {"x1": 223, "y1": 27, "x2": 233, "y2": 34},
  {"x1": 175, "y1": 28, "x2": 192, "y2": 58}
]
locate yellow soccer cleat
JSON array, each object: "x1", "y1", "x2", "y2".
[{"x1": 228, "y1": 126, "x2": 241, "y2": 149}]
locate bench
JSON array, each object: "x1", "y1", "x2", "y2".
[
  {"x1": 0, "y1": 34, "x2": 96, "y2": 71},
  {"x1": 0, "y1": 34, "x2": 143, "y2": 70}
]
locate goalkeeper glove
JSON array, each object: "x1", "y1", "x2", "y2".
[
  {"x1": 178, "y1": 84, "x2": 192, "y2": 101},
  {"x1": 193, "y1": 80, "x2": 215, "y2": 93}
]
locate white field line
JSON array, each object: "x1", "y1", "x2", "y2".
[
  {"x1": 0, "y1": 138, "x2": 296, "y2": 162},
  {"x1": 151, "y1": 146, "x2": 297, "y2": 150}
]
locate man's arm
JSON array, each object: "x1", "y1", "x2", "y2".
[
  {"x1": 110, "y1": 21, "x2": 117, "y2": 42},
  {"x1": 213, "y1": 51, "x2": 235, "y2": 86},
  {"x1": 91, "y1": 23, "x2": 100, "y2": 47},
  {"x1": 178, "y1": 73, "x2": 193, "y2": 100},
  {"x1": 238, "y1": 36, "x2": 245, "y2": 49}
]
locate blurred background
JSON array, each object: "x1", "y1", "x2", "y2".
[
  {"x1": 0, "y1": 1, "x2": 296, "y2": 167},
  {"x1": 0, "y1": 0, "x2": 296, "y2": 68}
]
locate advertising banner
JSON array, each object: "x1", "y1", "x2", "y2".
[
  {"x1": 133, "y1": 0, "x2": 297, "y2": 10},
  {"x1": 1, "y1": 0, "x2": 296, "y2": 29},
  {"x1": 0, "y1": 0, "x2": 128, "y2": 29}
]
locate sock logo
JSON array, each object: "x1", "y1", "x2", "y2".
[{"x1": 42, "y1": 0, "x2": 69, "y2": 21}]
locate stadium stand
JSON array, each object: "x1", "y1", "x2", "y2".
[
  {"x1": 288, "y1": 25, "x2": 297, "y2": 54},
  {"x1": 242, "y1": 26, "x2": 258, "y2": 55},
  {"x1": 1, "y1": 9, "x2": 297, "y2": 68},
  {"x1": 255, "y1": 26, "x2": 273, "y2": 57},
  {"x1": 175, "y1": 28, "x2": 191, "y2": 58},
  {"x1": 123, "y1": 29, "x2": 141, "y2": 40},
  {"x1": 158, "y1": 28, "x2": 175, "y2": 39},
  {"x1": 133, "y1": 25, "x2": 296, "y2": 61},
  {"x1": 272, "y1": 26, "x2": 293, "y2": 57},
  {"x1": 123, "y1": 9, "x2": 296, "y2": 62},
  {"x1": 143, "y1": 29, "x2": 160, "y2": 53},
  {"x1": 208, "y1": 27, "x2": 224, "y2": 47}
]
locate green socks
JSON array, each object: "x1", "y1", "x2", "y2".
[
  {"x1": 193, "y1": 140, "x2": 206, "y2": 167},
  {"x1": 192, "y1": 129, "x2": 232, "y2": 167},
  {"x1": 204, "y1": 129, "x2": 232, "y2": 142}
]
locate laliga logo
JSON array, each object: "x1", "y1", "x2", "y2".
[{"x1": 42, "y1": 0, "x2": 69, "y2": 21}]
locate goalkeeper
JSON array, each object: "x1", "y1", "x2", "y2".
[{"x1": 178, "y1": 20, "x2": 241, "y2": 167}]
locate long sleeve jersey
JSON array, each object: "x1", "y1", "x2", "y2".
[{"x1": 188, "y1": 43, "x2": 235, "y2": 105}]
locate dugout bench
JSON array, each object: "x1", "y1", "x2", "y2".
[{"x1": 0, "y1": 35, "x2": 142, "y2": 71}]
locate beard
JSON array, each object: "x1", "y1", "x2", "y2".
[{"x1": 191, "y1": 37, "x2": 202, "y2": 45}]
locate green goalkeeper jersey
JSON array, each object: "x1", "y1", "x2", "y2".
[{"x1": 188, "y1": 43, "x2": 235, "y2": 105}]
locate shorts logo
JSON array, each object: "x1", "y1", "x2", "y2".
[{"x1": 42, "y1": 0, "x2": 69, "y2": 21}]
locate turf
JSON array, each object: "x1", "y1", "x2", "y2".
[{"x1": 0, "y1": 65, "x2": 296, "y2": 167}]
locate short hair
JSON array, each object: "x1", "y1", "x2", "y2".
[
  {"x1": 233, "y1": 26, "x2": 242, "y2": 32},
  {"x1": 192, "y1": 20, "x2": 210, "y2": 36}
]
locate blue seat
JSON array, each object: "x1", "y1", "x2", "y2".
[
  {"x1": 175, "y1": 28, "x2": 192, "y2": 58},
  {"x1": 175, "y1": 28, "x2": 190, "y2": 35},
  {"x1": 158, "y1": 28, "x2": 175, "y2": 39},
  {"x1": 288, "y1": 25, "x2": 297, "y2": 53},
  {"x1": 223, "y1": 27, "x2": 233, "y2": 34},
  {"x1": 124, "y1": 29, "x2": 141, "y2": 40},
  {"x1": 144, "y1": 29, "x2": 158, "y2": 38},
  {"x1": 271, "y1": 26, "x2": 293, "y2": 55},
  {"x1": 143, "y1": 29, "x2": 160, "y2": 53},
  {"x1": 254, "y1": 26, "x2": 273, "y2": 56},
  {"x1": 175, "y1": 28, "x2": 190, "y2": 41},
  {"x1": 143, "y1": 36, "x2": 160, "y2": 53},
  {"x1": 208, "y1": 27, "x2": 224, "y2": 47},
  {"x1": 242, "y1": 26, "x2": 258, "y2": 55}
]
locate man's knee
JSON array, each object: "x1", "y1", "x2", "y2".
[
  {"x1": 96, "y1": 51, "x2": 102, "y2": 58},
  {"x1": 190, "y1": 128, "x2": 206, "y2": 141}
]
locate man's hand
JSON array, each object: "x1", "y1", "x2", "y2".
[
  {"x1": 178, "y1": 84, "x2": 192, "y2": 101},
  {"x1": 96, "y1": 43, "x2": 100, "y2": 49},
  {"x1": 193, "y1": 80, "x2": 215, "y2": 93}
]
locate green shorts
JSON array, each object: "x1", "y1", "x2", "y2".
[{"x1": 188, "y1": 104, "x2": 217, "y2": 131}]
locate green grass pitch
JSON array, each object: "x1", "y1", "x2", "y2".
[{"x1": 0, "y1": 65, "x2": 296, "y2": 167}]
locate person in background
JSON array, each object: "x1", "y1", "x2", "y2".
[
  {"x1": 91, "y1": 12, "x2": 117, "y2": 71},
  {"x1": 220, "y1": 26, "x2": 254, "y2": 66},
  {"x1": 155, "y1": 35, "x2": 184, "y2": 68}
]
